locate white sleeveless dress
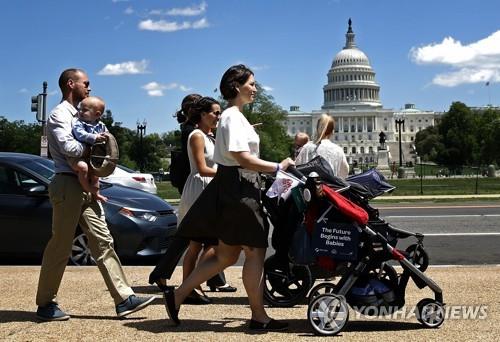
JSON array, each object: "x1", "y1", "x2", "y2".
[{"x1": 178, "y1": 129, "x2": 216, "y2": 222}]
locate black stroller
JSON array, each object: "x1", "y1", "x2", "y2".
[{"x1": 262, "y1": 158, "x2": 445, "y2": 335}]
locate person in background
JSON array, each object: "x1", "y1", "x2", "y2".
[
  {"x1": 295, "y1": 113, "x2": 349, "y2": 179},
  {"x1": 293, "y1": 132, "x2": 310, "y2": 160},
  {"x1": 149, "y1": 97, "x2": 235, "y2": 298},
  {"x1": 175, "y1": 94, "x2": 202, "y2": 195},
  {"x1": 35, "y1": 68, "x2": 154, "y2": 321},
  {"x1": 179, "y1": 96, "x2": 236, "y2": 304},
  {"x1": 163, "y1": 64, "x2": 294, "y2": 331}
]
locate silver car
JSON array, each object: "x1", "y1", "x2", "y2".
[{"x1": 101, "y1": 165, "x2": 158, "y2": 194}]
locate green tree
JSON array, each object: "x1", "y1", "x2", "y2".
[
  {"x1": 415, "y1": 126, "x2": 444, "y2": 162},
  {"x1": 437, "y1": 102, "x2": 477, "y2": 169},
  {"x1": 161, "y1": 130, "x2": 181, "y2": 149},
  {"x1": 474, "y1": 107, "x2": 500, "y2": 165},
  {"x1": 0, "y1": 117, "x2": 41, "y2": 155},
  {"x1": 239, "y1": 84, "x2": 293, "y2": 161}
]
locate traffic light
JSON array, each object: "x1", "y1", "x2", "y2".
[{"x1": 31, "y1": 94, "x2": 44, "y2": 122}]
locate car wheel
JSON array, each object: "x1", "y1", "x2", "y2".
[{"x1": 71, "y1": 231, "x2": 96, "y2": 266}]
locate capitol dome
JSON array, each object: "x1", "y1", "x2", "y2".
[
  {"x1": 333, "y1": 48, "x2": 370, "y2": 67},
  {"x1": 322, "y1": 19, "x2": 381, "y2": 109}
]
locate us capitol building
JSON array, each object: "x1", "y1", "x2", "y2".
[{"x1": 285, "y1": 19, "x2": 437, "y2": 166}]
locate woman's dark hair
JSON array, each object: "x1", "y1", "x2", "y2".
[
  {"x1": 219, "y1": 64, "x2": 254, "y2": 100},
  {"x1": 190, "y1": 97, "x2": 220, "y2": 124},
  {"x1": 174, "y1": 93, "x2": 202, "y2": 124}
]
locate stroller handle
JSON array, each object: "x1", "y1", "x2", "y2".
[{"x1": 285, "y1": 165, "x2": 307, "y2": 182}]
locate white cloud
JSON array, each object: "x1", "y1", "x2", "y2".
[
  {"x1": 111, "y1": 0, "x2": 129, "y2": 3},
  {"x1": 410, "y1": 30, "x2": 500, "y2": 87},
  {"x1": 233, "y1": 61, "x2": 270, "y2": 72},
  {"x1": 124, "y1": 6, "x2": 134, "y2": 15},
  {"x1": 192, "y1": 18, "x2": 209, "y2": 29},
  {"x1": 47, "y1": 90, "x2": 58, "y2": 96},
  {"x1": 142, "y1": 82, "x2": 191, "y2": 96},
  {"x1": 18, "y1": 88, "x2": 28, "y2": 93},
  {"x1": 252, "y1": 65, "x2": 270, "y2": 71},
  {"x1": 138, "y1": 18, "x2": 209, "y2": 32},
  {"x1": 148, "y1": 2, "x2": 207, "y2": 17},
  {"x1": 167, "y1": 2, "x2": 207, "y2": 16},
  {"x1": 98, "y1": 60, "x2": 149, "y2": 76},
  {"x1": 262, "y1": 85, "x2": 274, "y2": 92}
]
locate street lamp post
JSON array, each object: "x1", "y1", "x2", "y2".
[
  {"x1": 394, "y1": 113, "x2": 406, "y2": 179},
  {"x1": 395, "y1": 116, "x2": 405, "y2": 167},
  {"x1": 136, "y1": 120, "x2": 147, "y2": 172}
]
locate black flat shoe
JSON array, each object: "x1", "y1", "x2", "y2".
[
  {"x1": 152, "y1": 279, "x2": 168, "y2": 292},
  {"x1": 183, "y1": 289, "x2": 211, "y2": 305},
  {"x1": 208, "y1": 284, "x2": 237, "y2": 292},
  {"x1": 249, "y1": 319, "x2": 288, "y2": 331},
  {"x1": 163, "y1": 286, "x2": 180, "y2": 325}
]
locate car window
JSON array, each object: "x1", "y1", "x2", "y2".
[
  {"x1": 19, "y1": 158, "x2": 55, "y2": 181},
  {"x1": 0, "y1": 166, "x2": 42, "y2": 194}
]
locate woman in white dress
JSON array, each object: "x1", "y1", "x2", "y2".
[
  {"x1": 178, "y1": 97, "x2": 232, "y2": 302},
  {"x1": 295, "y1": 113, "x2": 349, "y2": 179}
]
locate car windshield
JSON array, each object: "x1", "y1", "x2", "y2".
[
  {"x1": 117, "y1": 165, "x2": 136, "y2": 173},
  {"x1": 19, "y1": 158, "x2": 55, "y2": 180}
]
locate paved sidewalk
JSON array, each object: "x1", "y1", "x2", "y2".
[{"x1": 0, "y1": 266, "x2": 499, "y2": 341}]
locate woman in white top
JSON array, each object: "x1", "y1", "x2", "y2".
[
  {"x1": 164, "y1": 65, "x2": 294, "y2": 331},
  {"x1": 178, "y1": 97, "x2": 237, "y2": 302},
  {"x1": 295, "y1": 113, "x2": 349, "y2": 179}
]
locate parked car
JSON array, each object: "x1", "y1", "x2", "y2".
[
  {"x1": 101, "y1": 165, "x2": 157, "y2": 194},
  {"x1": 0, "y1": 152, "x2": 177, "y2": 265}
]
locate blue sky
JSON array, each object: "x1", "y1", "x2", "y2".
[{"x1": 1, "y1": 0, "x2": 500, "y2": 134}]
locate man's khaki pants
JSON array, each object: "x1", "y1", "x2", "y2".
[{"x1": 36, "y1": 174, "x2": 134, "y2": 307}]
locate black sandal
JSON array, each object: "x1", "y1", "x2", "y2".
[
  {"x1": 249, "y1": 319, "x2": 288, "y2": 331},
  {"x1": 209, "y1": 284, "x2": 237, "y2": 292},
  {"x1": 152, "y1": 279, "x2": 168, "y2": 292},
  {"x1": 163, "y1": 286, "x2": 180, "y2": 325}
]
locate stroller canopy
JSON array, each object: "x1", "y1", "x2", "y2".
[{"x1": 347, "y1": 168, "x2": 395, "y2": 199}]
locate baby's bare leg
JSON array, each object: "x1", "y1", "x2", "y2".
[
  {"x1": 74, "y1": 161, "x2": 93, "y2": 193},
  {"x1": 90, "y1": 174, "x2": 108, "y2": 202}
]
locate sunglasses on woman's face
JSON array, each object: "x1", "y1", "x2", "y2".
[{"x1": 212, "y1": 111, "x2": 222, "y2": 116}]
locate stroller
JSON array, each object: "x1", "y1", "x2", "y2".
[{"x1": 261, "y1": 158, "x2": 445, "y2": 335}]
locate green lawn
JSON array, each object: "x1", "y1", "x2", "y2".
[
  {"x1": 157, "y1": 177, "x2": 500, "y2": 199},
  {"x1": 156, "y1": 182, "x2": 181, "y2": 200},
  {"x1": 388, "y1": 177, "x2": 500, "y2": 195}
]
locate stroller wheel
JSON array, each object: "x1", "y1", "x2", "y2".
[
  {"x1": 416, "y1": 298, "x2": 445, "y2": 328},
  {"x1": 308, "y1": 293, "x2": 349, "y2": 336},
  {"x1": 308, "y1": 282, "x2": 336, "y2": 305},
  {"x1": 263, "y1": 255, "x2": 313, "y2": 307},
  {"x1": 406, "y1": 244, "x2": 429, "y2": 272}
]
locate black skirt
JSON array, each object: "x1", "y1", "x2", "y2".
[{"x1": 176, "y1": 165, "x2": 269, "y2": 248}]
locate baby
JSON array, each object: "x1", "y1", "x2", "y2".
[{"x1": 68, "y1": 96, "x2": 108, "y2": 202}]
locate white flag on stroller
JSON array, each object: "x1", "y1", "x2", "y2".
[{"x1": 266, "y1": 170, "x2": 301, "y2": 200}]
